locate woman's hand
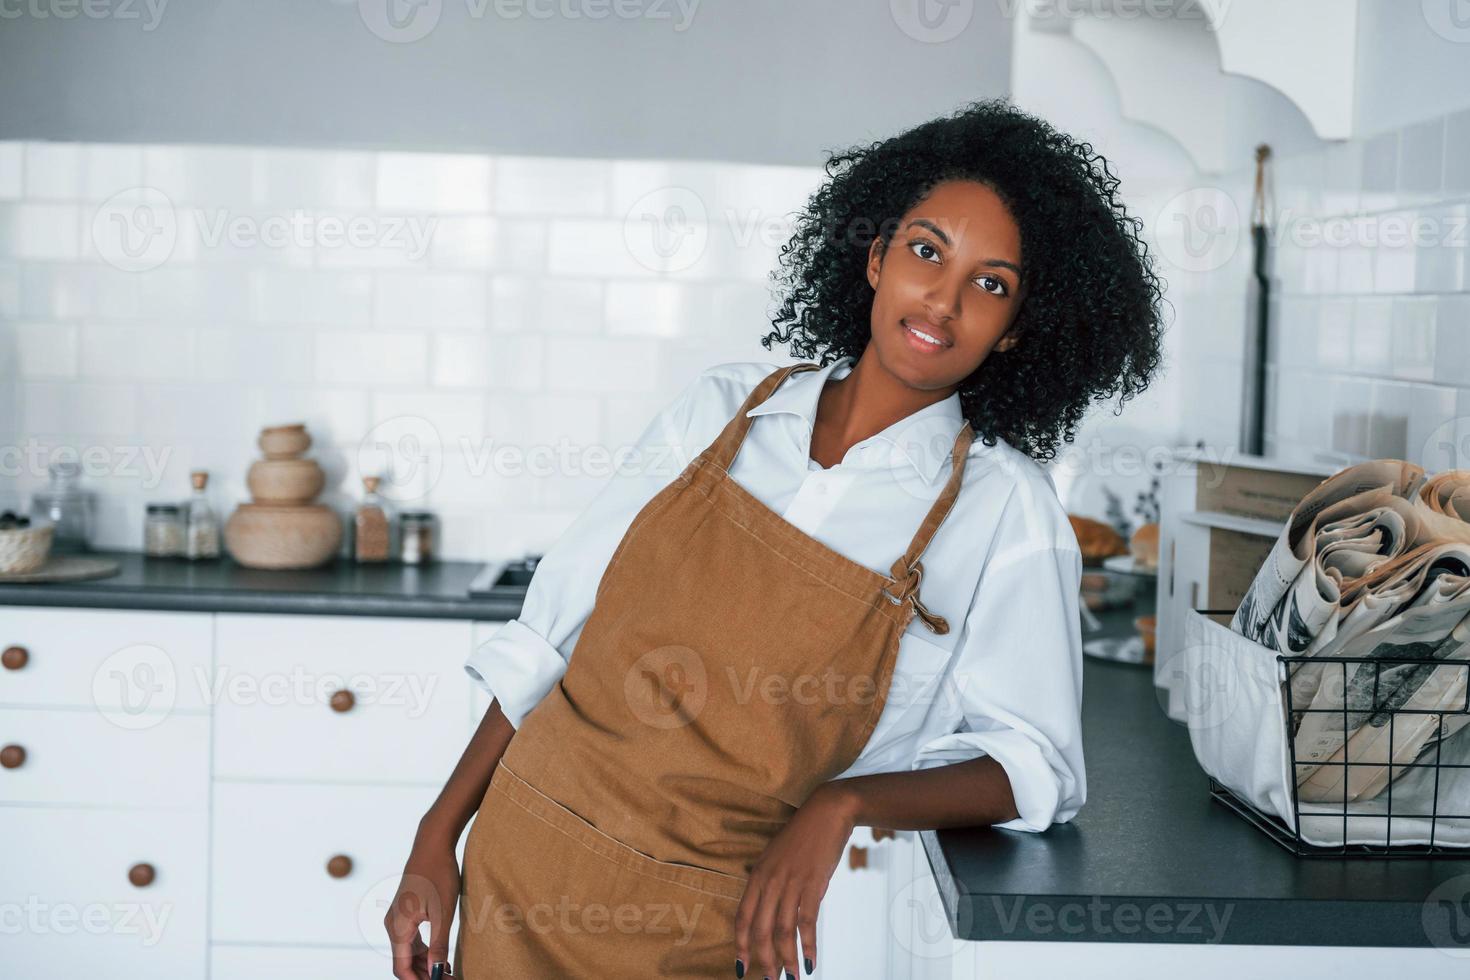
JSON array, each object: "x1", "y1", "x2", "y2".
[
  {"x1": 734, "y1": 782, "x2": 857, "y2": 979},
  {"x1": 384, "y1": 822, "x2": 462, "y2": 979}
]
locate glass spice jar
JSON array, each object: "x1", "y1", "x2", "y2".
[
  {"x1": 398, "y1": 511, "x2": 436, "y2": 565},
  {"x1": 354, "y1": 476, "x2": 391, "y2": 563},
  {"x1": 144, "y1": 503, "x2": 186, "y2": 558}
]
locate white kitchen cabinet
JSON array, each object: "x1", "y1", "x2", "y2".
[
  {"x1": 211, "y1": 781, "x2": 442, "y2": 946},
  {"x1": 1, "y1": 706, "x2": 208, "y2": 808},
  {"x1": 211, "y1": 944, "x2": 392, "y2": 979},
  {"x1": 0, "y1": 603, "x2": 483, "y2": 976},
  {"x1": 0, "y1": 805, "x2": 209, "y2": 975},
  {"x1": 0, "y1": 606, "x2": 214, "y2": 711},
  {"x1": 213, "y1": 612, "x2": 473, "y2": 785}
]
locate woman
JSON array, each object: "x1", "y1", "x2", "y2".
[{"x1": 384, "y1": 98, "x2": 1164, "y2": 979}]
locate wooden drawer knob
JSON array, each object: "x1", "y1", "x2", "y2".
[
  {"x1": 326, "y1": 854, "x2": 354, "y2": 878},
  {"x1": 847, "y1": 845, "x2": 868, "y2": 871},
  {"x1": 128, "y1": 863, "x2": 156, "y2": 888},
  {"x1": 873, "y1": 827, "x2": 896, "y2": 841},
  {"x1": 0, "y1": 744, "x2": 25, "y2": 769},
  {"x1": 2, "y1": 645, "x2": 28, "y2": 670},
  {"x1": 329, "y1": 689, "x2": 355, "y2": 713}
]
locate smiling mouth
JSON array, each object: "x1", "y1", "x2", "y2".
[{"x1": 901, "y1": 318, "x2": 952, "y2": 351}]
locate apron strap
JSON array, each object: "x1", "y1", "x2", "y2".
[
  {"x1": 705, "y1": 362, "x2": 823, "y2": 472},
  {"x1": 884, "y1": 421, "x2": 975, "y2": 634}
]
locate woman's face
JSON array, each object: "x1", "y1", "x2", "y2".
[{"x1": 865, "y1": 179, "x2": 1024, "y2": 389}]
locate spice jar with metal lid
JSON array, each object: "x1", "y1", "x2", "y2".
[
  {"x1": 398, "y1": 511, "x2": 437, "y2": 565},
  {"x1": 144, "y1": 503, "x2": 185, "y2": 558}
]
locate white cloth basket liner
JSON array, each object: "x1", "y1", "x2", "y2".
[{"x1": 1179, "y1": 608, "x2": 1470, "y2": 848}]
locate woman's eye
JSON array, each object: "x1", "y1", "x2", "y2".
[
  {"x1": 908, "y1": 240, "x2": 940, "y2": 263},
  {"x1": 976, "y1": 276, "x2": 1008, "y2": 297}
]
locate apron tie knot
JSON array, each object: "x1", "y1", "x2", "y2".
[{"x1": 884, "y1": 556, "x2": 950, "y2": 635}]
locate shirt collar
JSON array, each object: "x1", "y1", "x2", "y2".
[{"x1": 745, "y1": 355, "x2": 969, "y2": 484}]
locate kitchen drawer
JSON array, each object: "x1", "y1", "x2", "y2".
[
  {"x1": 213, "y1": 613, "x2": 473, "y2": 783},
  {"x1": 211, "y1": 781, "x2": 454, "y2": 947},
  {"x1": 0, "y1": 706, "x2": 209, "y2": 808},
  {"x1": 212, "y1": 944, "x2": 393, "y2": 979},
  {"x1": 0, "y1": 605, "x2": 213, "y2": 712},
  {"x1": 0, "y1": 805, "x2": 207, "y2": 974}
]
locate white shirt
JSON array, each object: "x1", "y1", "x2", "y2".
[{"x1": 465, "y1": 355, "x2": 1086, "y2": 833}]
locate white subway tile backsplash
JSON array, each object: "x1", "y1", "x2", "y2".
[
  {"x1": 489, "y1": 276, "x2": 602, "y2": 334},
  {"x1": 1446, "y1": 109, "x2": 1470, "y2": 199},
  {"x1": 313, "y1": 330, "x2": 428, "y2": 386},
  {"x1": 605, "y1": 280, "x2": 710, "y2": 338},
  {"x1": 374, "y1": 273, "x2": 488, "y2": 329},
  {"x1": 494, "y1": 157, "x2": 611, "y2": 216},
  {"x1": 544, "y1": 337, "x2": 660, "y2": 394},
  {"x1": 0, "y1": 261, "x2": 19, "y2": 316},
  {"x1": 23, "y1": 143, "x2": 80, "y2": 200},
  {"x1": 79, "y1": 323, "x2": 194, "y2": 380},
  {"x1": 195, "y1": 327, "x2": 314, "y2": 384},
  {"x1": 137, "y1": 383, "x2": 253, "y2": 440},
  {"x1": 546, "y1": 218, "x2": 663, "y2": 278},
  {"x1": 79, "y1": 144, "x2": 145, "y2": 201},
  {"x1": 1390, "y1": 297, "x2": 1436, "y2": 381},
  {"x1": 1398, "y1": 117, "x2": 1445, "y2": 204},
  {"x1": 1361, "y1": 130, "x2": 1399, "y2": 213},
  {"x1": 137, "y1": 267, "x2": 251, "y2": 320},
  {"x1": 1437, "y1": 296, "x2": 1470, "y2": 385},
  {"x1": 249, "y1": 268, "x2": 374, "y2": 326},
  {"x1": 431, "y1": 333, "x2": 492, "y2": 388},
  {"x1": 485, "y1": 334, "x2": 544, "y2": 393},
  {"x1": 22, "y1": 381, "x2": 137, "y2": 435},
  {"x1": 1367, "y1": 380, "x2": 1412, "y2": 457},
  {"x1": 484, "y1": 390, "x2": 600, "y2": 450},
  {"x1": 142, "y1": 145, "x2": 255, "y2": 208},
  {"x1": 425, "y1": 215, "x2": 495, "y2": 269},
  {"x1": 1350, "y1": 298, "x2": 1392, "y2": 373},
  {"x1": 1409, "y1": 384, "x2": 1459, "y2": 470},
  {"x1": 369, "y1": 390, "x2": 486, "y2": 448},
  {"x1": 0, "y1": 204, "x2": 82, "y2": 260},
  {"x1": 376, "y1": 152, "x2": 492, "y2": 213},
  {"x1": 9, "y1": 122, "x2": 1462, "y2": 559},
  {"x1": 1, "y1": 322, "x2": 78, "y2": 378},
  {"x1": 0, "y1": 144, "x2": 21, "y2": 200},
  {"x1": 252, "y1": 149, "x2": 375, "y2": 209}
]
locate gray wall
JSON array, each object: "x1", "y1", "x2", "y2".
[{"x1": 0, "y1": 0, "x2": 1013, "y2": 165}]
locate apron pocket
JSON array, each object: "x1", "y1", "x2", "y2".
[{"x1": 490, "y1": 763, "x2": 748, "y2": 905}]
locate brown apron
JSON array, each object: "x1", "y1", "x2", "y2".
[{"x1": 454, "y1": 362, "x2": 974, "y2": 978}]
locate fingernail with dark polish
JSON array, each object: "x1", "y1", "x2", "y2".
[
  {"x1": 805, "y1": 956, "x2": 814, "y2": 975},
  {"x1": 734, "y1": 959, "x2": 744, "y2": 978}
]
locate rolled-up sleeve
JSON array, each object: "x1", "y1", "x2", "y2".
[
  {"x1": 909, "y1": 541, "x2": 1087, "y2": 833},
  {"x1": 465, "y1": 373, "x2": 706, "y2": 728}
]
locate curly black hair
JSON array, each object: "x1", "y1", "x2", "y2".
[{"x1": 759, "y1": 97, "x2": 1167, "y2": 464}]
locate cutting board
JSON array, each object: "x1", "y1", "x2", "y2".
[{"x1": 0, "y1": 555, "x2": 122, "y2": 583}]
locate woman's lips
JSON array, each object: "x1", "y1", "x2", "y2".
[{"x1": 901, "y1": 318, "x2": 951, "y2": 353}]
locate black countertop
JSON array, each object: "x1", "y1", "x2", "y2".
[
  {"x1": 920, "y1": 609, "x2": 1470, "y2": 947},
  {"x1": 7, "y1": 560, "x2": 1468, "y2": 946},
  {"x1": 0, "y1": 550, "x2": 525, "y2": 620}
]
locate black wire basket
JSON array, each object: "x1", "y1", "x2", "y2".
[{"x1": 1210, "y1": 651, "x2": 1470, "y2": 858}]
